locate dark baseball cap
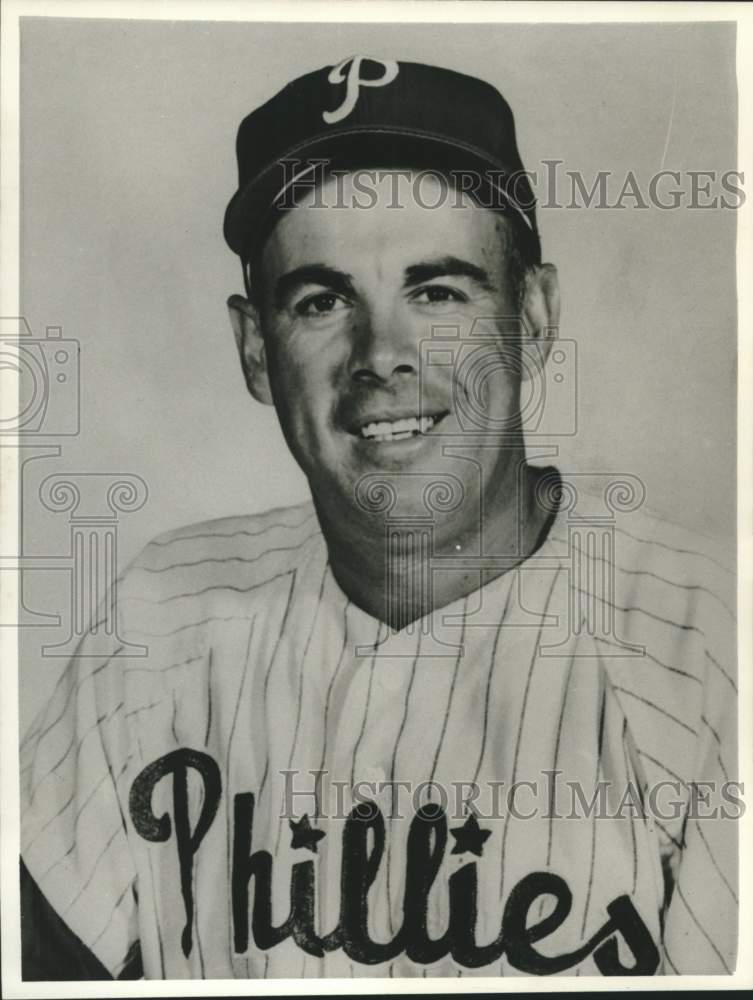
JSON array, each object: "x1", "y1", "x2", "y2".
[{"x1": 224, "y1": 56, "x2": 539, "y2": 258}]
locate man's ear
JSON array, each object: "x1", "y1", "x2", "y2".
[
  {"x1": 520, "y1": 263, "x2": 561, "y2": 376},
  {"x1": 227, "y1": 294, "x2": 274, "y2": 405}
]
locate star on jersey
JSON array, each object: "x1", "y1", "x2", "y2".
[
  {"x1": 449, "y1": 813, "x2": 492, "y2": 857},
  {"x1": 289, "y1": 814, "x2": 326, "y2": 853}
]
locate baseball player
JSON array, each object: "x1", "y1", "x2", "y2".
[{"x1": 20, "y1": 57, "x2": 738, "y2": 980}]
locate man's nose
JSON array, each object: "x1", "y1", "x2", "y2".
[{"x1": 347, "y1": 304, "x2": 419, "y2": 385}]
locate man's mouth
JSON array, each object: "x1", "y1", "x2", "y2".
[{"x1": 357, "y1": 412, "x2": 448, "y2": 442}]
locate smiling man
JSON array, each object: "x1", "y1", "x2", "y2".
[
  {"x1": 228, "y1": 167, "x2": 559, "y2": 629},
  {"x1": 20, "y1": 56, "x2": 738, "y2": 981}
]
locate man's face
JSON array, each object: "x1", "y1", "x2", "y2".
[{"x1": 232, "y1": 171, "x2": 557, "y2": 538}]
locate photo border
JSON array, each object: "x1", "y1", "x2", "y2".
[{"x1": 2, "y1": 1, "x2": 751, "y2": 995}]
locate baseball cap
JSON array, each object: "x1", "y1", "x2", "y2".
[{"x1": 224, "y1": 55, "x2": 539, "y2": 259}]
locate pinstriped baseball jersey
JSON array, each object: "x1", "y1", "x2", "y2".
[{"x1": 20, "y1": 487, "x2": 738, "y2": 979}]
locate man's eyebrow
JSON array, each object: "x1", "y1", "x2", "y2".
[
  {"x1": 404, "y1": 256, "x2": 494, "y2": 291},
  {"x1": 274, "y1": 265, "x2": 356, "y2": 309}
]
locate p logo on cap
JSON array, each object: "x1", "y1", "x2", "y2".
[
  {"x1": 224, "y1": 57, "x2": 542, "y2": 257},
  {"x1": 323, "y1": 56, "x2": 399, "y2": 124}
]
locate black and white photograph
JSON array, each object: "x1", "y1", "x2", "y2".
[{"x1": 1, "y1": 1, "x2": 751, "y2": 991}]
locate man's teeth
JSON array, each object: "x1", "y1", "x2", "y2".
[{"x1": 361, "y1": 415, "x2": 436, "y2": 441}]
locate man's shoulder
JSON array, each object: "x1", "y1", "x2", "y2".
[
  {"x1": 596, "y1": 502, "x2": 736, "y2": 701},
  {"x1": 118, "y1": 500, "x2": 322, "y2": 612},
  {"x1": 141, "y1": 500, "x2": 319, "y2": 557},
  {"x1": 608, "y1": 502, "x2": 735, "y2": 612}
]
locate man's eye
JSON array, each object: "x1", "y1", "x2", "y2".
[
  {"x1": 412, "y1": 285, "x2": 467, "y2": 305},
  {"x1": 295, "y1": 292, "x2": 346, "y2": 317}
]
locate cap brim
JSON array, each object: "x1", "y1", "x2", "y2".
[{"x1": 223, "y1": 127, "x2": 534, "y2": 257}]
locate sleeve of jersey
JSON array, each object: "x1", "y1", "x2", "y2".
[
  {"x1": 20, "y1": 619, "x2": 139, "y2": 979},
  {"x1": 660, "y1": 598, "x2": 739, "y2": 976}
]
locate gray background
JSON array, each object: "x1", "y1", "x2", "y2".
[{"x1": 18, "y1": 18, "x2": 737, "y2": 727}]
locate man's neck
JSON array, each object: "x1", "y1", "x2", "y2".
[{"x1": 315, "y1": 463, "x2": 556, "y2": 631}]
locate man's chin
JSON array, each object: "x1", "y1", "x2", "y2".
[
  {"x1": 307, "y1": 425, "x2": 478, "y2": 523},
  {"x1": 340, "y1": 458, "x2": 467, "y2": 525}
]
